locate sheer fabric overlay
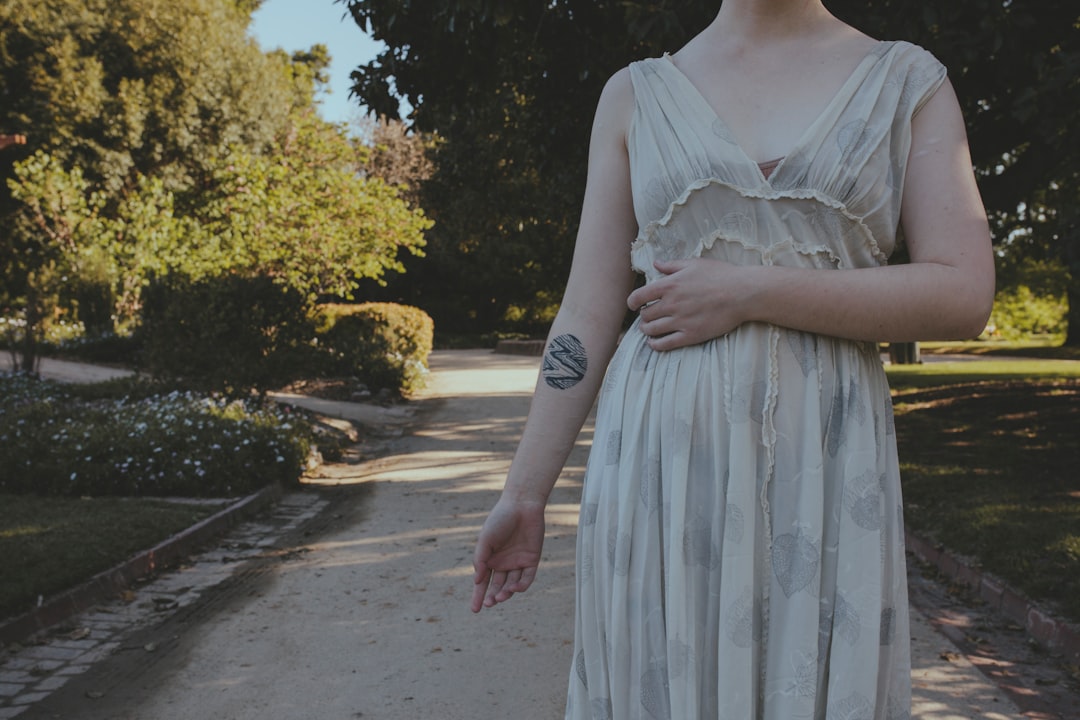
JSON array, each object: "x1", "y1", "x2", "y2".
[{"x1": 565, "y1": 41, "x2": 947, "y2": 720}]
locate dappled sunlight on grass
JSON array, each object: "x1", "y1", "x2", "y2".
[
  {"x1": 887, "y1": 359, "x2": 1080, "y2": 389},
  {"x1": 895, "y1": 377, "x2": 1080, "y2": 623},
  {"x1": 0, "y1": 524, "x2": 47, "y2": 539},
  {"x1": 0, "y1": 495, "x2": 224, "y2": 620}
]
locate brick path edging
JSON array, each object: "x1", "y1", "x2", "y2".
[
  {"x1": 0, "y1": 483, "x2": 283, "y2": 649},
  {"x1": 906, "y1": 527, "x2": 1080, "y2": 665}
]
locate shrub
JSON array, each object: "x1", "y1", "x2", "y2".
[
  {"x1": 315, "y1": 302, "x2": 434, "y2": 396},
  {"x1": 0, "y1": 374, "x2": 312, "y2": 497},
  {"x1": 139, "y1": 274, "x2": 316, "y2": 397},
  {"x1": 986, "y1": 284, "x2": 1067, "y2": 341},
  {"x1": 52, "y1": 331, "x2": 143, "y2": 365}
]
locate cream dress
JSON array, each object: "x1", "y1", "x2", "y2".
[{"x1": 565, "y1": 41, "x2": 946, "y2": 720}]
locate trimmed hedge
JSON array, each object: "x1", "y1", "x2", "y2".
[
  {"x1": 139, "y1": 274, "x2": 315, "y2": 397},
  {"x1": 315, "y1": 302, "x2": 434, "y2": 396}
]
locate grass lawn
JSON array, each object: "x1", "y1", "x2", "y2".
[
  {"x1": 0, "y1": 495, "x2": 227, "y2": 621},
  {"x1": 888, "y1": 358, "x2": 1080, "y2": 624},
  {"x1": 916, "y1": 338, "x2": 1080, "y2": 361}
]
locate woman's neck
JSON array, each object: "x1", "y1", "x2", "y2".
[{"x1": 709, "y1": 0, "x2": 835, "y2": 41}]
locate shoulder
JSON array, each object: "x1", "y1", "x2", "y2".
[
  {"x1": 882, "y1": 40, "x2": 947, "y2": 79},
  {"x1": 878, "y1": 40, "x2": 949, "y2": 114},
  {"x1": 592, "y1": 65, "x2": 636, "y2": 138}
]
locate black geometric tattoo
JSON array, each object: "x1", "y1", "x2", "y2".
[{"x1": 542, "y1": 334, "x2": 588, "y2": 390}]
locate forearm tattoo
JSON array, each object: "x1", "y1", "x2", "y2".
[{"x1": 542, "y1": 334, "x2": 588, "y2": 390}]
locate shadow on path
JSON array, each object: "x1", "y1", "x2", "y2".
[{"x1": 21, "y1": 350, "x2": 1033, "y2": 720}]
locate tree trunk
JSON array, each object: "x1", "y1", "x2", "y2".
[
  {"x1": 1065, "y1": 281, "x2": 1080, "y2": 347},
  {"x1": 889, "y1": 342, "x2": 921, "y2": 364},
  {"x1": 1064, "y1": 234, "x2": 1080, "y2": 347},
  {"x1": 17, "y1": 281, "x2": 41, "y2": 374}
]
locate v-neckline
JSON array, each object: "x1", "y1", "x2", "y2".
[{"x1": 660, "y1": 42, "x2": 890, "y2": 183}]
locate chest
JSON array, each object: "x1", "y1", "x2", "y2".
[{"x1": 669, "y1": 50, "x2": 877, "y2": 163}]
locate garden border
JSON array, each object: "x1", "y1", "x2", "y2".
[
  {"x1": 0, "y1": 483, "x2": 282, "y2": 649},
  {"x1": 906, "y1": 527, "x2": 1080, "y2": 665}
]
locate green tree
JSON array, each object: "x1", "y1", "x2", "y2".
[
  {"x1": 0, "y1": 0, "x2": 298, "y2": 196},
  {"x1": 343, "y1": 0, "x2": 1079, "y2": 342},
  {"x1": 195, "y1": 110, "x2": 430, "y2": 303},
  {"x1": 0, "y1": 0, "x2": 303, "y2": 362},
  {"x1": 3, "y1": 152, "x2": 109, "y2": 370}
]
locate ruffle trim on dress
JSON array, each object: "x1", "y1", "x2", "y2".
[{"x1": 630, "y1": 176, "x2": 889, "y2": 266}]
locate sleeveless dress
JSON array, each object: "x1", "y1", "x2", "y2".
[{"x1": 565, "y1": 41, "x2": 947, "y2": 720}]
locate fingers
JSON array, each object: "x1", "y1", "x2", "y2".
[
  {"x1": 653, "y1": 259, "x2": 690, "y2": 274},
  {"x1": 627, "y1": 283, "x2": 659, "y2": 312},
  {"x1": 646, "y1": 331, "x2": 692, "y2": 352},
  {"x1": 628, "y1": 259, "x2": 693, "y2": 310},
  {"x1": 470, "y1": 572, "x2": 488, "y2": 613},
  {"x1": 470, "y1": 564, "x2": 539, "y2": 612}
]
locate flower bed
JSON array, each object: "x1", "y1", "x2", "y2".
[{"x1": 0, "y1": 374, "x2": 315, "y2": 497}]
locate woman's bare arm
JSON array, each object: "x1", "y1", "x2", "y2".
[
  {"x1": 471, "y1": 69, "x2": 638, "y2": 612},
  {"x1": 630, "y1": 79, "x2": 995, "y2": 348}
]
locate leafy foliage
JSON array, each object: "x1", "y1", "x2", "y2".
[
  {"x1": 316, "y1": 302, "x2": 434, "y2": 395},
  {"x1": 139, "y1": 274, "x2": 316, "y2": 398},
  {"x1": 1, "y1": 0, "x2": 432, "y2": 384},
  {"x1": 354, "y1": 115, "x2": 437, "y2": 208},
  {"x1": 343, "y1": 1, "x2": 1079, "y2": 340},
  {"x1": 194, "y1": 111, "x2": 430, "y2": 303},
  {"x1": 0, "y1": 0, "x2": 295, "y2": 195},
  {"x1": 985, "y1": 259, "x2": 1068, "y2": 341}
]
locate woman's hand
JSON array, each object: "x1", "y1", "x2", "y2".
[
  {"x1": 628, "y1": 258, "x2": 752, "y2": 351},
  {"x1": 471, "y1": 497, "x2": 546, "y2": 612}
]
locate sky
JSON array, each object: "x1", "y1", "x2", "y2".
[{"x1": 249, "y1": 0, "x2": 385, "y2": 126}]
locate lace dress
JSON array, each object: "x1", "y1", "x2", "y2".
[{"x1": 565, "y1": 41, "x2": 946, "y2": 720}]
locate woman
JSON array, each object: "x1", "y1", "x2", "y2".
[{"x1": 471, "y1": 1, "x2": 994, "y2": 718}]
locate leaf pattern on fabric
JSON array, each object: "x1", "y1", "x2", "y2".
[
  {"x1": 580, "y1": 547, "x2": 595, "y2": 581},
  {"x1": 682, "y1": 514, "x2": 721, "y2": 569},
  {"x1": 847, "y1": 375, "x2": 868, "y2": 426},
  {"x1": 718, "y1": 211, "x2": 755, "y2": 240},
  {"x1": 603, "y1": 344, "x2": 626, "y2": 393},
  {"x1": 725, "y1": 503, "x2": 745, "y2": 543},
  {"x1": 826, "y1": 385, "x2": 847, "y2": 457},
  {"x1": 605, "y1": 430, "x2": 622, "y2": 465},
  {"x1": 732, "y1": 379, "x2": 767, "y2": 424},
  {"x1": 786, "y1": 329, "x2": 818, "y2": 377},
  {"x1": 668, "y1": 637, "x2": 695, "y2": 679},
  {"x1": 836, "y1": 120, "x2": 871, "y2": 156},
  {"x1": 828, "y1": 692, "x2": 875, "y2": 720},
  {"x1": 789, "y1": 651, "x2": 818, "y2": 698},
  {"x1": 773, "y1": 528, "x2": 821, "y2": 598},
  {"x1": 640, "y1": 663, "x2": 672, "y2": 720},
  {"x1": 576, "y1": 649, "x2": 588, "y2": 689},
  {"x1": 880, "y1": 607, "x2": 896, "y2": 646},
  {"x1": 640, "y1": 456, "x2": 661, "y2": 512},
  {"x1": 725, "y1": 587, "x2": 758, "y2": 648},
  {"x1": 590, "y1": 698, "x2": 613, "y2": 720},
  {"x1": 581, "y1": 502, "x2": 599, "y2": 526},
  {"x1": 833, "y1": 593, "x2": 862, "y2": 646},
  {"x1": 607, "y1": 528, "x2": 632, "y2": 577},
  {"x1": 843, "y1": 469, "x2": 884, "y2": 531},
  {"x1": 887, "y1": 693, "x2": 911, "y2": 720}
]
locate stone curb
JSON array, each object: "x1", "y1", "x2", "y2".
[
  {"x1": 494, "y1": 339, "x2": 545, "y2": 356},
  {"x1": 0, "y1": 483, "x2": 283, "y2": 649},
  {"x1": 906, "y1": 527, "x2": 1080, "y2": 665}
]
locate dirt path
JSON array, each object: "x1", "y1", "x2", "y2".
[{"x1": 20, "y1": 350, "x2": 1035, "y2": 719}]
